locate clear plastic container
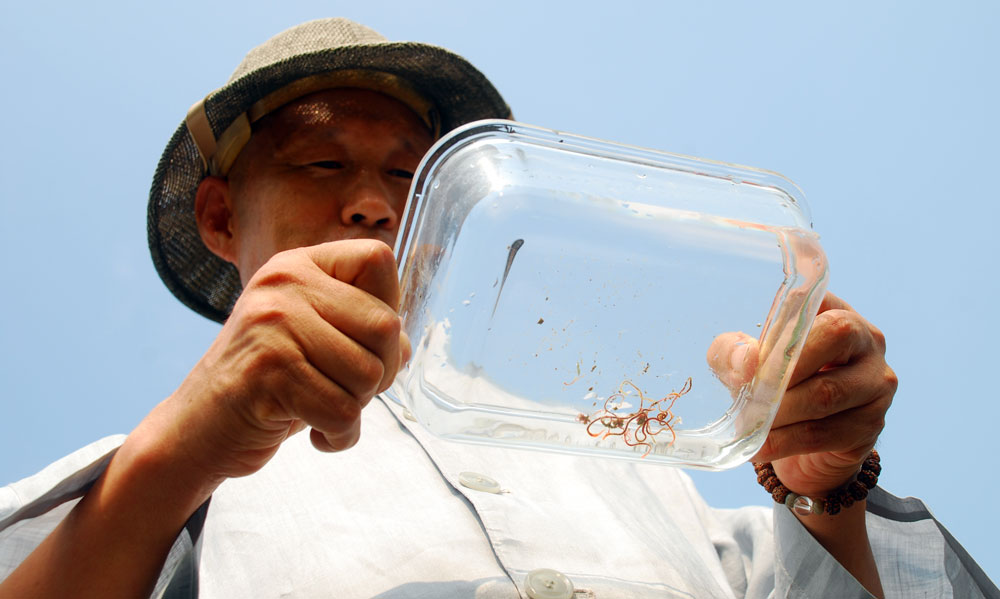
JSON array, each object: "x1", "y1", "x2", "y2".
[{"x1": 387, "y1": 120, "x2": 828, "y2": 470}]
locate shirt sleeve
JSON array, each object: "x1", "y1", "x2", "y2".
[
  {"x1": 707, "y1": 502, "x2": 873, "y2": 598},
  {"x1": 0, "y1": 435, "x2": 209, "y2": 599},
  {"x1": 708, "y1": 486, "x2": 998, "y2": 598},
  {"x1": 0, "y1": 435, "x2": 126, "y2": 565},
  {"x1": 863, "y1": 486, "x2": 998, "y2": 598},
  {"x1": 771, "y1": 486, "x2": 998, "y2": 598}
]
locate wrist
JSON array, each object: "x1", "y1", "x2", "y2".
[
  {"x1": 754, "y1": 450, "x2": 881, "y2": 516},
  {"x1": 117, "y1": 396, "x2": 226, "y2": 513}
]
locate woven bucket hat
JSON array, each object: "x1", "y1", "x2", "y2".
[{"x1": 148, "y1": 18, "x2": 512, "y2": 323}]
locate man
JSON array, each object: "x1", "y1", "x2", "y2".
[{"x1": 0, "y1": 18, "x2": 993, "y2": 598}]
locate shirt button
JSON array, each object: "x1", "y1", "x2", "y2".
[
  {"x1": 457, "y1": 471, "x2": 501, "y2": 494},
  {"x1": 524, "y1": 568, "x2": 574, "y2": 599}
]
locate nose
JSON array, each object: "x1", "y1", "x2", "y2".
[{"x1": 339, "y1": 174, "x2": 399, "y2": 230}]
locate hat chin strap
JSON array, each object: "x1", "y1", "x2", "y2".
[{"x1": 185, "y1": 69, "x2": 440, "y2": 177}]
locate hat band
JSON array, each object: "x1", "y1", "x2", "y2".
[{"x1": 186, "y1": 69, "x2": 441, "y2": 177}]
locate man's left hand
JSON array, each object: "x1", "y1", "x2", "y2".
[{"x1": 710, "y1": 292, "x2": 896, "y2": 496}]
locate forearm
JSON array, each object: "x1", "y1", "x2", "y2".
[
  {"x1": 794, "y1": 500, "x2": 884, "y2": 599},
  {"x1": 0, "y1": 402, "x2": 219, "y2": 597}
]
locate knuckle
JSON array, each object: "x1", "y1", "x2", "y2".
[
  {"x1": 868, "y1": 413, "x2": 886, "y2": 439},
  {"x1": 869, "y1": 323, "x2": 887, "y2": 352},
  {"x1": 882, "y1": 365, "x2": 899, "y2": 394},
  {"x1": 811, "y1": 376, "x2": 842, "y2": 413},
  {"x1": 822, "y1": 311, "x2": 861, "y2": 343},
  {"x1": 352, "y1": 355, "x2": 387, "y2": 400},
  {"x1": 310, "y1": 392, "x2": 364, "y2": 439},
  {"x1": 333, "y1": 395, "x2": 364, "y2": 426},
  {"x1": 245, "y1": 248, "x2": 315, "y2": 290},
  {"x1": 226, "y1": 314, "x2": 301, "y2": 371},
  {"x1": 248, "y1": 265, "x2": 305, "y2": 292},
  {"x1": 367, "y1": 308, "x2": 402, "y2": 340},
  {"x1": 239, "y1": 296, "x2": 290, "y2": 328},
  {"x1": 251, "y1": 340, "x2": 302, "y2": 379},
  {"x1": 854, "y1": 413, "x2": 885, "y2": 450}
]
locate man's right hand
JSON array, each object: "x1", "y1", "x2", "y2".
[{"x1": 161, "y1": 238, "x2": 410, "y2": 485}]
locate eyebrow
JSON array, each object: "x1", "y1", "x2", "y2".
[
  {"x1": 396, "y1": 133, "x2": 429, "y2": 155},
  {"x1": 270, "y1": 122, "x2": 345, "y2": 156},
  {"x1": 271, "y1": 122, "x2": 427, "y2": 159}
]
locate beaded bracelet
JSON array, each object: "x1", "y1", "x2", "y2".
[{"x1": 752, "y1": 450, "x2": 881, "y2": 516}]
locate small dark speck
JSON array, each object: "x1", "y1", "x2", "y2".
[{"x1": 537, "y1": 317, "x2": 544, "y2": 324}]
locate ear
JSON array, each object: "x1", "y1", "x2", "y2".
[{"x1": 194, "y1": 176, "x2": 238, "y2": 264}]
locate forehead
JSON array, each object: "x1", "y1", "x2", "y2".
[{"x1": 255, "y1": 88, "x2": 434, "y2": 151}]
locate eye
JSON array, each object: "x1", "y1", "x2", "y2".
[
  {"x1": 309, "y1": 160, "x2": 344, "y2": 170},
  {"x1": 387, "y1": 168, "x2": 415, "y2": 180}
]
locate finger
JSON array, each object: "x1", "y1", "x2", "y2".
[
  {"x1": 301, "y1": 243, "x2": 404, "y2": 394},
  {"x1": 304, "y1": 330, "x2": 411, "y2": 453},
  {"x1": 752, "y1": 400, "x2": 886, "y2": 463},
  {"x1": 399, "y1": 330, "x2": 412, "y2": 370},
  {"x1": 295, "y1": 309, "x2": 395, "y2": 401},
  {"x1": 283, "y1": 279, "x2": 399, "y2": 400},
  {"x1": 706, "y1": 331, "x2": 760, "y2": 392},
  {"x1": 307, "y1": 239, "x2": 401, "y2": 309},
  {"x1": 264, "y1": 356, "x2": 366, "y2": 451},
  {"x1": 787, "y1": 308, "x2": 873, "y2": 389},
  {"x1": 318, "y1": 289, "x2": 401, "y2": 395},
  {"x1": 310, "y1": 425, "x2": 361, "y2": 453},
  {"x1": 770, "y1": 353, "x2": 894, "y2": 429}
]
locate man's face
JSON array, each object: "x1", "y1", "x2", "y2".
[{"x1": 222, "y1": 88, "x2": 435, "y2": 283}]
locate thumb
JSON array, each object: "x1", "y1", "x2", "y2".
[{"x1": 706, "y1": 331, "x2": 760, "y2": 393}]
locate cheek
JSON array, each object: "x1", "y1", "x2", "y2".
[
  {"x1": 237, "y1": 179, "x2": 344, "y2": 256},
  {"x1": 229, "y1": 179, "x2": 296, "y2": 276}
]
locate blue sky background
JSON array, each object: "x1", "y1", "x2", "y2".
[{"x1": 1, "y1": 0, "x2": 997, "y2": 582}]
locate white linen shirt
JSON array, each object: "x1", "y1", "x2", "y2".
[{"x1": 1, "y1": 397, "x2": 996, "y2": 598}]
